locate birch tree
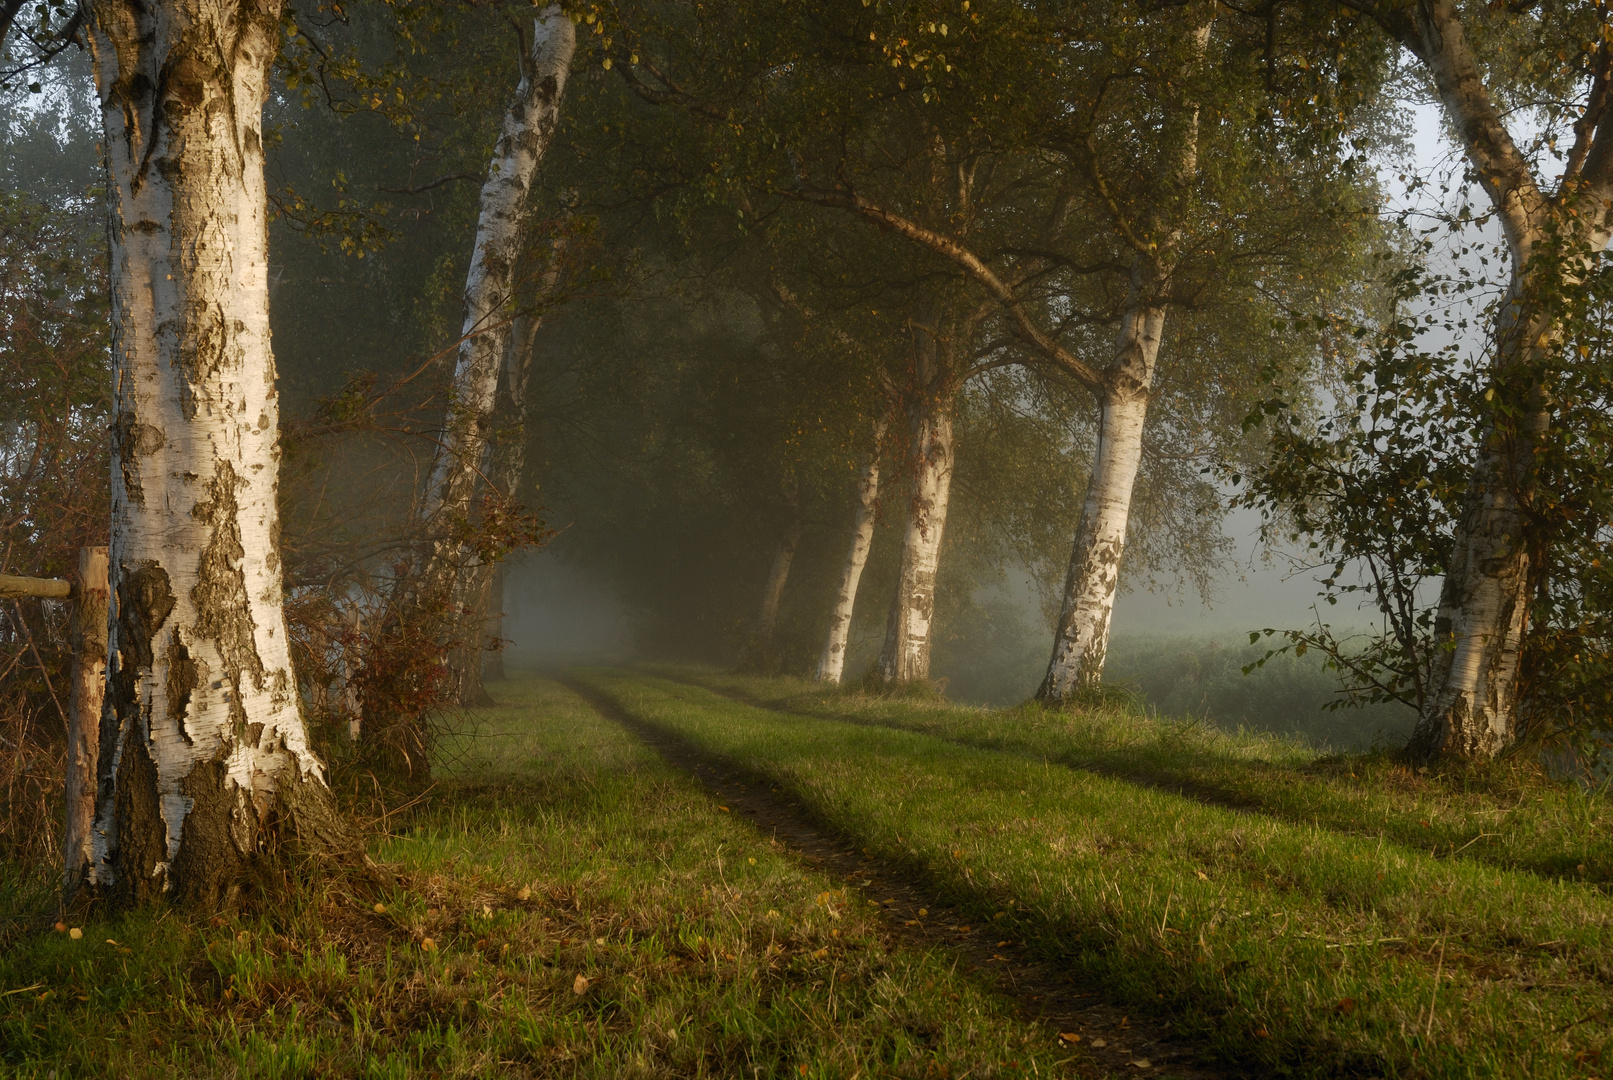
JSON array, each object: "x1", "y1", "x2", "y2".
[
  {"x1": 413, "y1": 5, "x2": 574, "y2": 703},
  {"x1": 84, "y1": 0, "x2": 359, "y2": 907},
  {"x1": 817, "y1": 413, "x2": 887, "y2": 684},
  {"x1": 1315, "y1": 0, "x2": 1613, "y2": 760}
]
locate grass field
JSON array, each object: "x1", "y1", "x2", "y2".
[
  {"x1": 0, "y1": 678, "x2": 1076, "y2": 1079},
  {"x1": 1, "y1": 668, "x2": 1609, "y2": 1079}
]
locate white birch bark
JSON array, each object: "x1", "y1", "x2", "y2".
[
  {"x1": 1038, "y1": 372, "x2": 1155, "y2": 700},
  {"x1": 817, "y1": 416, "x2": 888, "y2": 684},
  {"x1": 85, "y1": 0, "x2": 353, "y2": 907},
  {"x1": 1037, "y1": 18, "x2": 1210, "y2": 702},
  {"x1": 415, "y1": 7, "x2": 574, "y2": 684},
  {"x1": 1374, "y1": 0, "x2": 1613, "y2": 759},
  {"x1": 447, "y1": 234, "x2": 568, "y2": 705},
  {"x1": 876, "y1": 398, "x2": 955, "y2": 683}
]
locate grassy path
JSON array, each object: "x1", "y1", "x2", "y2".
[
  {"x1": 561, "y1": 674, "x2": 1224, "y2": 1079},
  {"x1": 0, "y1": 677, "x2": 1083, "y2": 1079},
  {"x1": 577, "y1": 667, "x2": 1613, "y2": 1080},
  {"x1": 654, "y1": 665, "x2": 1613, "y2": 889}
]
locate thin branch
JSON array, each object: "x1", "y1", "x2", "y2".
[
  {"x1": 776, "y1": 185, "x2": 1108, "y2": 393},
  {"x1": 376, "y1": 172, "x2": 482, "y2": 195}
]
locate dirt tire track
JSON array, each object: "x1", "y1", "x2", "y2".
[{"x1": 560, "y1": 673, "x2": 1251, "y2": 1080}]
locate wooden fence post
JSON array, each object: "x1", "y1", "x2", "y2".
[{"x1": 64, "y1": 546, "x2": 108, "y2": 894}]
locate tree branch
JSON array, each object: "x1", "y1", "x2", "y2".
[
  {"x1": 1336, "y1": 0, "x2": 1545, "y2": 250},
  {"x1": 778, "y1": 186, "x2": 1107, "y2": 392},
  {"x1": 376, "y1": 172, "x2": 482, "y2": 195}
]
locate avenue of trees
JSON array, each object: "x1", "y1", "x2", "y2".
[{"x1": 0, "y1": 0, "x2": 1610, "y2": 907}]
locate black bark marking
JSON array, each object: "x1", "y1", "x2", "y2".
[
  {"x1": 114, "y1": 559, "x2": 175, "y2": 691},
  {"x1": 190, "y1": 462, "x2": 265, "y2": 729},
  {"x1": 165, "y1": 637, "x2": 198, "y2": 743},
  {"x1": 112, "y1": 412, "x2": 165, "y2": 507},
  {"x1": 107, "y1": 718, "x2": 168, "y2": 907},
  {"x1": 177, "y1": 302, "x2": 230, "y2": 419},
  {"x1": 170, "y1": 754, "x2": 257, "y2": 910}
]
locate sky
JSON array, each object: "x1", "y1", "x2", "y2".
[{"x1": 1112, "y1": 99, "x2": 1464, "y2": 639}]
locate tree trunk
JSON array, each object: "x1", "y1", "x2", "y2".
[
  {"x1": 415, "y1": 7, "x2": 574, "y2": 701},
  {"x1": 1408, "y1": 278, "x2": 1553, "y2": 760},
  {"x1": 448, "y1": 239, "x2": 566, "y2": 705},
  {"x1": 1374, "y1": 0, "x2": 1613, "y2": 760},
  {"x1": 756, "y1": 513, "x2": 803, "y2": 645},
  {"x1": 483, "y1": 561, "x2": 507, "y2": 683},
  {"x1": 876, "y1": 395, "x2": 955, "y2": 684},
  {"x1": 1038, "y1": 289, "x2": 1166, "y2": 702},
  {"x1": 64, "y1": 546, "x2": 107, "y2": 894},
  {"x1": 1035, "y1": 17, "x2": 1207, "y2": 703},
  {"x1": 817, "y1": 417, "x2": 887, "y2": 684},
  {"x1": 85, "y1": 0, "x2": 360, "y2": 908}
]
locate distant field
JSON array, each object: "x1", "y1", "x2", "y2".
[{"x1": 2, "y1": 669, "x2": 1608, "y2": 1080}]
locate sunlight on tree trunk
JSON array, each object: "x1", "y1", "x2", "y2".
[
  {"x1": 84, "y1": 0, "x2": 359, "y2": 908},
  {"x1": 1367, "y1": 0, "x2": 1613, "y2": 760},
  {"x1": 877, "y1": 395, "x2": 955, "y2": 684},
  {"x1": 416, "y1": 6, "x2": 574, "y2": 702},
  {"x1": 1039, "y1": 280, "x2": 1168, "y2": 701},
  {"x1": 1037, "y1": 16, "x2": 1210, "y2": 703},
  {"x1": 817, "y1": 416, "x2": 887, "y2": 684}
]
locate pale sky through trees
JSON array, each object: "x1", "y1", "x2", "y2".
[{"x1": 1113, "y1": 99, "x2": 1457, "y2": 638}]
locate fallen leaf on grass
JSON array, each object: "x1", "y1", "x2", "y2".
[
  {"x1": 1058, "y1": 1032, "x2": 1081, "y2": 1044},
  {"x1": 573, "y1": 973, "x2": 589, "y2": 994},
  {"x1": 1336, "y1": 997, "x2": 1357, "y2": 1015},
  {"x1": 373, "y1": 903, "x2": 386, "y2": 914},
  {"x1": 516, "y1": 886, "x2": 531, "y2": 901},
  {"x1": 1129, "y1": 1060, "x2": 1152, "y2": 1069},
  {"x1": 1090, "y1": 1038, "x2": 1107, "y2": 1048},
  {"x1": 421, "y1": 938, "x2": 436, "y2": 952},
  {"x1": 68, "y1": 928, "x2": 82, "y2": 940}
]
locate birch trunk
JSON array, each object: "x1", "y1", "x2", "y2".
[
  {"x1": 1408, "y1": 278, "x2": 1558, "y2": 759},
  {"x1": 876, "y1": 397, "x2": 955, "y2": 684},
  {"x1": 483, "y1": 562, "x2": 507, "y2": 683},
  {"x1": 1376, "y1": 0, "x2": 1613, "y2": 759},
  {"x1": 63, "y1": 546, "x2": 107, "y2": 893},
  {"x1": 817, "y1": 417, "x2": 887, "y2": 684},
  {"x1": 447, "y1": 238, "x2": 566, "y2": 704},
  {"x1": 756, "y1": 513, "x2": 802, "y2": 645},
  {"x1": 85, "y1": 0, "x2": 358, "y2": 908},
  {"x1": 1036, "y1": 17, "x2": 1208, "y2": 703},
  {"x1": 1038, "y1": 292, "x2": 1165, "y2": 701},
  {"x1": 415, "y1": 8, "x2": 573, "y2": 700}
]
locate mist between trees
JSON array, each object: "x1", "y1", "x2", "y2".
[{"x1": 1, "y1": 0, "x2": 1611, "y2": 912}]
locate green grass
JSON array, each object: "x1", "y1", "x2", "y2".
[
  {"x1": 0, "y1": 678, "x2": 1081, "y2": 1079},
  {"x1": 661, "y1": 665, "x2": 1613, "y2": 888},
  {"x1": 583, "y1": 666, "x2": 1613, "y2": 1080}
]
